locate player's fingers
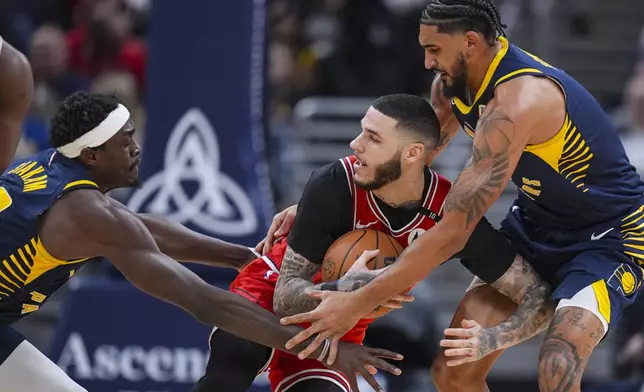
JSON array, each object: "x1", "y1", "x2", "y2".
[
  {"x1": 364, "y1": 356, "x2": 402, "y2": 376},
  {"x1": 262, "y1": 216, "x2": 284, "y2": 254},
  {"x1": 439, "y1": 339, "x2": 472, "y2": 348},
  {"x1": 367, "y1": 347, "x2": 404, "y2": 360},
  {"x1": 281, "y1": 311, "x2": 317, "y2": 327},
  {"x1": 461, "y1": 319, "x2": 479, "y2": 328},
  {"x1": 347, "y1": 373, "x2": 361, "y2": 392},
  {"x1": 357, "y1": 367, "x2": 384, "y2": 392},
  {"x1": 382, "y1": 300, "x2": 403, "y2": 309},
  {"x1": 298, "y1": 331, "x2": 328, "y2": 360},
  {"x1": 356, "y1": 249, "x2": 379, "y2": 266},
  {"x1": 283, "y1": 320, "x2": 319, "y2": 349},
  {"x1": 326, "y1": 336, "x2": 340, "y2": 365},
  {"x1": 305, "y1": 290, "x2": 326, "y2": 300},
  {"x1": 389, "y1": 293, "x2": 415, "y2": 302},
  {"x1": 255, "y1": 239, "x2": 265, "y2": 254},
  {"x1": 444, "y1": 327, "x2": 474, "y2": 338},
  {"x1": 444, "y1": 348, "x2": 474, "y2": 357},
  {"x1": 274, "y1": 213, "x2": 294, "y2": 238}
]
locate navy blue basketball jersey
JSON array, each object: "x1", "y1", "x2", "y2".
[
  {"x1": 0, "y1": 149, "x2": 99, "y2": 326},
  {"x1": 451, "y1": 37, "x2": 644, "y2": 231}
]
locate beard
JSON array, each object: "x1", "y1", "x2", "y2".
[
  {"x1": 440, "y1": 53, "x2": 469, "y2": 102},
  {"x1": 355, "y1": 153, "x2": 402, "y2": 191}
]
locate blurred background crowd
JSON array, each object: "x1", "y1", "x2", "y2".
[{"x1": 3, "y1": 0, "x2": 644, "y2": 391}]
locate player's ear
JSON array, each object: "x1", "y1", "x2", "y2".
[
  {"x1": 464, "y1": 31, "x2": 482, "y2": 54},
  {"x1": 405, "y1": 142, "x2": 425, "y2": 163},
  {"x1": 78, "y1": 147, "x2": 101, "y2": 167}
]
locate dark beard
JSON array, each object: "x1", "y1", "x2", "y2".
[
  {"x1": 355, "y1": 155, "x2": 402, "y2": 191},
  {"x1": 441, "y1": 54, "x2": 469, "y2": 103}
]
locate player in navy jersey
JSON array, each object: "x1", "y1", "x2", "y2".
[
  {"x1": 278, "y1": 1, "x2": 644, "y2": 391},
  {"x1": 0, "y1": 91, "x2": 403, "y2": 391}
]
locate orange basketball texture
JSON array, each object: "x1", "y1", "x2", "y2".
[{"x1": 321, "y1": 229, "x2": 405, "y2": 318}]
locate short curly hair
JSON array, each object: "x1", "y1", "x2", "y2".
[{"x1": 50, "y1": 91, "x2": 121, "y2": 148}]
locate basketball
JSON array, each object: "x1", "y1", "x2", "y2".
[{"x1": 320, "y1": 229, "x2": 405, "y2": 318}]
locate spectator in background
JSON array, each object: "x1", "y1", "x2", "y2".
[
  {"x1": 30, "y1": 24, "x2": 90, "y2": 120},
  {"x1": 621, "y1": 28, "x2": 644, "y2": 171},
  {"x1": 67, "y1": 0, "x2": 146, "y2": 93}
]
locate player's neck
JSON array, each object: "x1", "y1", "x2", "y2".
[
  {"x1": 466, "y1": 40, "x2": 503, "y2": 98},
  {"x1": 373, "y1": 169, "x2": 425, "y2": 209}
]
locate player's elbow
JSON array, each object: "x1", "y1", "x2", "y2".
[{"x1": 444, "y1": 228, "x2": 470, "y2": 257}]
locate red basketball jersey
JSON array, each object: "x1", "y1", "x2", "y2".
[
  {"x1": 310, "y1": 156, "x2": 452, "y2": 343},
  {"x1": 339, "y1": 155, "x2": 452, "y2": 248}
]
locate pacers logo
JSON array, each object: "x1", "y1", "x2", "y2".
[
  {"x1": 607, "y1": 264, "x2": 641, "y2": 296},
  {"x1": 128, "y1": 108, "x2": 258, "y2": 236}
]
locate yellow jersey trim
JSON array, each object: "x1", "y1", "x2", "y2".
[
  {"x1": 494, "y1": 68, "x2": 543, "y2": 88},
  {"x1": 591, "y1": 279, "x2": 611, "y2": 325},
  {"x1": 63, "y1": 180, "x2": 98, "y2": 191},
  {"x1": 453, "y1": 37, "x2": 509, "y2": 114}
]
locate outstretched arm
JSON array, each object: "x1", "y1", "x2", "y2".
[
  {"x1": 41, "y1": 190, "x2": 402, "y2": 392},
  {"x1": 135, "y1": 211, "x2": 255, "y2": 270},
  {"x1": 441, "y1": 255, "x2": 555, "y2": 365},
  {"x1": 109, "y1": 197, "x2": 254, "y2": 270}
]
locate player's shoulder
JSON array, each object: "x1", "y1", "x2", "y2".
[
  {"x1": 52, "y1": 188, "x2": 123, "y2": 230},
  {"x1": 306, "y1": 158, "x2": 352, "y2": 191},
  {"x1": 494, "y1": 74, "x2": 564, "y2": 113},
  {"x1": 0, "y1": 38, "x2": 32, "y2": 106}
]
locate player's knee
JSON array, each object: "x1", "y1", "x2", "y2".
[{"x1": 431, "y1": 355, "x2": 485, "y2": 389}]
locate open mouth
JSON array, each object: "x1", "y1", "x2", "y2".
[{"x1": 354, "y1": 156, "x2": 367, "y2": 168}]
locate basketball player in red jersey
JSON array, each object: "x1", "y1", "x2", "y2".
[
  {"x1": 193, "y1": 94, "x2": 549, "y2": 392},
  {"x1": 0, "y1": 36, "x2": 35, "y2": 172}
]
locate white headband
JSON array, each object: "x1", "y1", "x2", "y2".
[{"x1": 56, "y1": 104, "x2": 131, "y2": 158}]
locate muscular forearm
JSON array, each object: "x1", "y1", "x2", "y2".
[
  {"x1": 478, "y1": 283, "x2": 554, "y2": 353},
  {"x1": 478, "y1": 255, "x2": 554, "y2": 354},
  {"x1": 196, "y1": 283, "x2": 326, "y2": 358},
  {"x1": 274, "y1": 277, "x2": 320, "y2": 317},
  {"x1": 137, "y1": 213, "x2": 254, "y2": 269}
]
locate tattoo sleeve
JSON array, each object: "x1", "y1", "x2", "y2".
[
  {"x1": 273, "y1": 246, "x2": 324, "y2": 317},
  {"x1": 477, "y1": 256, "x2": 555, "y2": 355},
  {"x1": 443, "y1": 108, "x2": 515, "y2": 228},
  {"x1": 274, "y1": 246, "x2": 384, "y2": 316}
]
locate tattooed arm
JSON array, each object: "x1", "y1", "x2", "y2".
[
  {"x1": 486, "y1": 256, "x2": 555, "y2": 346},
  {"x1": 274, "y1": 248, "x2": 395, "y2": 316},
  {"x1": 440, "y1": 255, "x2": 555, "y2": 365},
  {"x1": 273, "y1": 246, "x2": 323, "y2": 317}
]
